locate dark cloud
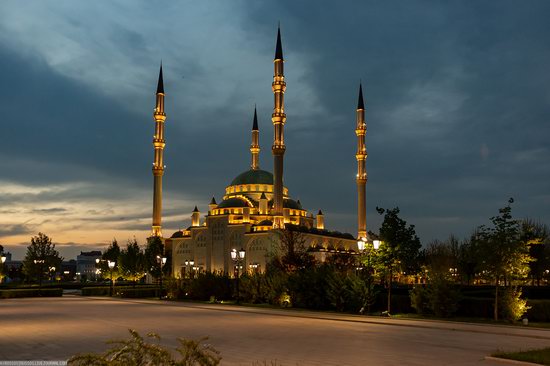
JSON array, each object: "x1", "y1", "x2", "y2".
[
  {"x1": 1, "y1": 1, "x2": 549, "y2": 251},
  {"x1": 0, "y1": 223, "x2": 37, "y2": 237}
]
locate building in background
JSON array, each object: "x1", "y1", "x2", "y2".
[{"x1": 76, "y1": 251, "x2": 101, "y2": 280}]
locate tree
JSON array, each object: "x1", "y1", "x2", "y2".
[
  {"x1": 375, "y1": 207, "x2": 421, "y2": 314},
  {"x1": 272, "y1": 225, "x2": 315, "y2": 272},
  {"x1": 473, "y1": 198, "x2": 531, "y2": 320},
  {"x1": 421, "y1": 237, "x2": 460, "y2": 280},
  {"x1": 22, "y1": 233, "x2": 63, "y2": 286},
  {"x1": 97, "y1": 239, "x2": 121, "y2": 279},
  {"x1": 520, "y1": 219, "x2": 550, "y2": 285},
  {"x1": 145, "y1": 236, "x2": 165, "y2": 279},
  {"x1": 457, "y1": 236, "x2": 481, "y2": 285},
  {"x1": 119, "y1": 238, "x2": 146, "y2": 286}
]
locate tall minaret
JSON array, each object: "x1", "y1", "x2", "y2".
[
  {"x1": 272, "y1": 26, "x2": 286, "y2": 229},
  {"x1": 356, "y1": 83, "x2": 367, "y2": 239},
  {"x1": 250, "y1": 106, "x2": 260, "y2": 170},
  {"x1": 151, "y1": 64, "x2": 166, "y2": 237}
]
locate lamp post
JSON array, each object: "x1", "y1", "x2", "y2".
[
  {"x1": 230, "y1": 248, "x2": 246, "y2": 304},
  {"x1": 108, "y1": 260, "x2": 115, "y2": 297},
  {"x1": 34, "y1": 259, "x2": 45, "y2": 293},
  {"x1": 357, "y1": 237, "x2": 379, "y2": 315},
  {"x1": 49, "y1": 266, "x2": 56, "y2": 282},
  {"x1": 1, "y1": 255, "x2": 6, "y2": 284},
  {"x1": 157, "y1": 255, "x2": 167, "y2": 300},
  {"x1": 184, "y1": 259, "x2": 195, "y2": 279}
]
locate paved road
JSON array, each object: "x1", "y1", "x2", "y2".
[{"x1": 1, "y1": 296, "x2": 549, "y2": 365}]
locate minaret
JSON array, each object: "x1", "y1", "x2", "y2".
[
  {"x1": 250, "y1": 106, "x2": 260, "y2": 170},
  {"x1": 272, "y1": 26, "x2": 286, "y2": 229},
  {"x1": 356, "y1": 83, "x2": 367, "y2": 239},
  {"x1": 191, "y1": 206, "x2": 200, "y2": 227},
  {"x1": 316, "y1": 210, "x2": 325, "y2": 230},
  {"x1": 151, "y1": 64, "x2": 166, "y2": 237}
]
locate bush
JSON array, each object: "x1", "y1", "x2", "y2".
[
  {"x1": 119, "y1": 288, "x2": 160, "y2": 298},
  {"x1": 0, "y1": 288, "x2": 63, "y2": 298},
  {"x1": 410, "y1": 286, "x2": 429, "y2": 314},
  {"x1": 188, "y1": 273, "x2": 232, "y2": 301},
  {"x1": 526, "y1": 300, "x2": 550, "y2": 322},
  {"x1": 427, "y1": 277, "x2": 460, "y2": 317},
  {"x1": 81, "y1": 285, "x2": 157, "y2": 297},
  {"x1": 81, "y1": 286, "x2": 111, "y2": 296},
  {"x1": 500, "y1": 287, "x2": 530, "y2": 322},
  {"x1": 68, "y1": 329, "x2": 221, "y2": 366},
  {"x1": 457, "y1": 297, "x2": 493, "y2": 318}
]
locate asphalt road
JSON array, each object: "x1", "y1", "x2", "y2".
[{"x1": 1, "y1": 296, "x2": 549, "y2": 365}]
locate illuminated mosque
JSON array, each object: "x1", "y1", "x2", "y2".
[{"x1": 148, "y1": 27, "x2": 369, "y2": 277}]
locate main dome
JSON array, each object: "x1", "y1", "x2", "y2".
[{"x1": 230, "y1": 169, "x2": 274, "y2": 186}]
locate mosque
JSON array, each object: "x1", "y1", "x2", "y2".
[{"x1": 148, "y1": 27, "x2": 369, "y2": 277}]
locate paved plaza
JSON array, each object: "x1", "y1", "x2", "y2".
[{"x1": 1, "y1": 296, "x2": 550, "y2": 365}]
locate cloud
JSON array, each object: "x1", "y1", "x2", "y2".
[{"x1": 0, "y1": 1, "x2": 549, "y2": 256}]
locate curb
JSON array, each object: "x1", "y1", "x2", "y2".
[{"x1": 485, "y1": 356, "x2": 543, "y2": 365}]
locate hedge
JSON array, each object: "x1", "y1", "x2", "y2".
[
  {"x1": 0, "y1": 288, "x2": 63, "y2": 298},
  {"x1": 119, "y1": 288, "x2": 162, "y2": 298},
  {"x1": 81, "y1": 285, "x2": 158, "y2": 297},
  {"x1": 526, "y1": 300, "x2": 550, "y2": 322}
]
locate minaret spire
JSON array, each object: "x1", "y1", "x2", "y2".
[
  {"x1": 250, "y1": 106, "x2": 260, "y2": 170},
  {"x1": 272, "y1": 25, "x2": 287, "y2": 228},
  {"x1": 355, "y1": 82, "x2": 367, "y2": 239},
  {"x1": 151, "y1": 63, "x2": 166, "y2": 237}
]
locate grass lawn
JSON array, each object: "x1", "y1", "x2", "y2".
[{"x1": 493, "y1": 348, "x2": 550, "y2": 365}]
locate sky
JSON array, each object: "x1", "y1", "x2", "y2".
[{"x1": 1, "y1": 1, "x2": 549, "y2": 260}]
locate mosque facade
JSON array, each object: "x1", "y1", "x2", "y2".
[{"x1": 148, "y1": 27, "x2": 369, "y2": 277}]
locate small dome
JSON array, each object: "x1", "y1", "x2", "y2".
[
  {"x1": 171, "y1": 230, "x2": 184, "y2": 238},
  {"x1": 230, "y1": 169, "x2": 273, "y2": 186},
  {"x1": 283, "y1": 198, "x2": 303, "y2": 210},
  {"x1": 217, "y1": 197, "x2": 251, "y2": 209}
]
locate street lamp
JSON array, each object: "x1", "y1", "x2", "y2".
[
  {"x1": 49, "y1": 266, "x2": 56, "y2": 282},
  {"x1": 34, "y1": 259, "x2": 45, "y2": 293},
  {"x1": 357, "y1": 237, "x2": 378, "y2": 315},
  {"x1": 157, "y1": 255, "x2": 167, "y2": 300},
  {"x1": 108, "y1": 260, "x2": 115, "y2": 297},
  {"x1": 184, "y1": 259, "x2": 195, "y2": 279},
  {"x1": 230, "y1": 248, "x2": 246, "y2": 304},
  {"x1": 1, "y1": 255, "x2": 6, "y2": 285}
]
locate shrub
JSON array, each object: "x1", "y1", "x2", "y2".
[
  {"x1": 426, "y1": 277, "x2": 460, "y2": 317},
  {"x1": 188, "y1": 273, "x2": 232, "y2": 301},
  {"x1": 526, "y1": 300, "x2": 550, "y2": 322},
  {"x1": 81, "y1": 286, "x2": 111, "y2": 296},
  {"x1": 458, "y1": 297, "x2": 493, "y2": 318},
  {"x1": 500, "y1": 287, "x2": 530, "y2": 322},
  {"x1": 68, "y1": 329, "x2": 221, "y2": 366},
  {"x1": 410, "y1": 286, "x2": 429, "y2": 314},
  {"x1": 119, "y1": 288, "x2": 160, "y2": 298},
  {"x1": 0, "y1": 288, "x2": 63, "y2": 298}
]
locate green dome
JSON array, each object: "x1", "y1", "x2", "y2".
[
  {"x1": 217, "y1": 197, "x2": 251, "y2": 209},
  {"x1": 230, "y1": 169, "x2": 273, "y2": 186}
]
